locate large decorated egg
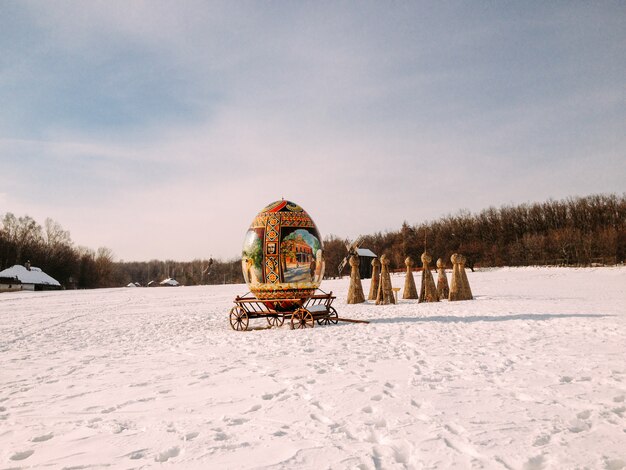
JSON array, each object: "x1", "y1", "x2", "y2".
[{"x1": 241, "y1": 200, "x2": 325, "y2": 310}]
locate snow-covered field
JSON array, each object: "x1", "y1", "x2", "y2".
[{"x1": 1, "y1": 267, "x2": 625, "y2": 469}]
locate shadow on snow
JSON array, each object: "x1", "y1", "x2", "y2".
[{"x1": 371, "y1": 313, "x2": 613, "y2": 324}]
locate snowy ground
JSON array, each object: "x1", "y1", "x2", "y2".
[{"x1": 1, "y1": 267, "x2": 625, "y2": 469}]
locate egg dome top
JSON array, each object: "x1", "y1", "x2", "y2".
[{"x1": 241, "y1": 200, "x2": 325, "y2": 299}]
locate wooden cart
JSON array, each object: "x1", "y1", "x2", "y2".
[{"x1": 229, "y1": 290, "x2": 339, "y2": 331}]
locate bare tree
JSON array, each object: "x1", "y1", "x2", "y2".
[{"x1": 1, "y1": 213, "x2": 43, "y2": 263}]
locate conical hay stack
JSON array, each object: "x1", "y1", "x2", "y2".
[
  {"x1": 347, "y1": 254, "x2": 365, "y2": 304},
  {"x1": 376, "y1": 254, "x2": 395, "y2": 305},
  {"x1": 458, "y1": 255, "x2": 473, "y2": 300},
  {"x1": 436, "y1": 257, "x2": 450, "y2": 300},
  {"x1": 402, "y1": 256, "x2": 418, "y2": 299},
  {"x1": 368, "y1": 258, "x2": 381, "y2": 300},
  {"x1": 449, "y1": 253, "x2": 473, "y2": 301},
  {"x1": 419, "y1": 252, "x2": 439, "y2": 303}
]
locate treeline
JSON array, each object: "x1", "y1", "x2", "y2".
[
  {"x1": 0, "y1": 213, "x2": 242, "y2": 288},
  {"x1": 2, "y1": 193, "x2": 625, "y2": 288},
  {"x1": 115, "y1": 259, "x2": 244, "y2": 286},
  {"x1": 0, "y1": 214, "x2": 117, "y2": 288},
  {"x1": 324, "y1": 193, "x2": 626, "y2": 276}
]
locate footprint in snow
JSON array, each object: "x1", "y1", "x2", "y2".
[
  {"x1": 612, "y1": 406, "x2": 626, "y2": 417},
  {"x1": 523, "y1": 454, "x2": 545, "y2": 470},
  {"x1": 128, "y1": 449, "x2": 148, "y2": 460},
  {"x1": 130, "y1": 382, "x2": 149, "y2": 387},
  {"x1": 603, "y1": 458, "x2": 626, "y2": 470},
  {"x1": 371, "y1": 395, "x2": 382, "y2": 402},
  {"x1": 246, "y1": 404, "x2": 261, "y2": 413},
  {"x1": 372, "y1": 417, "x2": 387, "y2": 428},
  {"x1": 568, "y1": 419, "x2": 591, "y2": 433},
  {"x1": 226, "y1": 417, "x2": 248, "y2": 426},
  {"x1": 310, "y1": 413, "x2": 333, "y2": 425},
  {"x1": 154, "y1": 446, "x2": 180, "y2": 462},
  {"x1": 32, "y1": 432, "x2": 54, "y2": 442},
  {"x1": 364, "y1": 429, "x2": 386, "y2": 445},
  {"x1": 183, "y1": 431, "x2": 199, "y2": 441},
  {"x1": 310, "y1": 400, "x2": 325, "y2": 410},
  {"x1": 533, "y1": 434, "x2": 550, "y2": 446},
  {"x1": 443, "y1": 437, "x2": 482, "y2": 459},
  {"x1": 10, "y1": 450, "x2": 34, "y2": 461},
  {"x1": 444, "y1": 423, "x2": 464, "y2": 436}
]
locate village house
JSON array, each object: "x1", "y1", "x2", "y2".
[{"x1": 0, "y1": 262, "x2": 61, "y2": 292}]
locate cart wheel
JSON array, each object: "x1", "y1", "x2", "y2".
[
  {"x1": 317, "y1": 307, "x2": 339, "y2": 325},
  {"x1": 229, "y1": 306, "x2": 249, "y2": 331},
  {"x1": 317, "y1": 311, "x2": 330, "y2": 325},
  {"x1": 328, "y1": 307, "x2": 339, "y2": 324},
  {"x1": 267, "y1": 315, "x2": 285, "y2": 327},
  {"x1": 291, "y1": 308, "x2": 314, "y2": 329}
]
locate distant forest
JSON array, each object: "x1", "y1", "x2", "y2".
[
  {"x1": 1, "y1": 193, "x2": 624, "y2": 289},
  {"x1": 324, "y1": 193, "x2": 626, "y2": 277}
]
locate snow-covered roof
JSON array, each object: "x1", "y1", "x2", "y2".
[
  {"x1": 160, "y1": 278, "x2": 180, "y2": 286},
  {"x1": 0, "y1": 265, "x2": 60, "y2": 286},
  {"x1": 357, "y1": 248, "x2": 377, "y2": 258},
  {"x1": 126, "y1": 282, "x2": 138, "y2": 287}
]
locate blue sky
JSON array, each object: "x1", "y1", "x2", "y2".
[{"x1": 1, "y1": 2, "x2": 624, "y2": 261}]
